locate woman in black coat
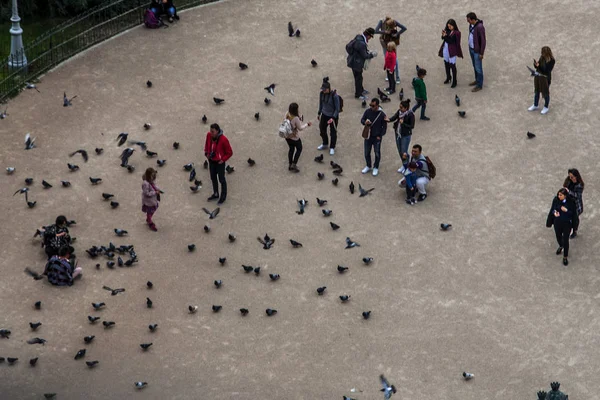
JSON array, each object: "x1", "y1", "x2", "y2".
[
  {"x1": 563, "y1": 168, "x2": 584, "y2": 238},
  {"x1": 546, "y1": 188, "x2": 579, "y2": 266}
]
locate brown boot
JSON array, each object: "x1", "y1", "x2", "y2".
[
  {"x1": 468, "y1": 81, "x2": 477, "y2": 86},
  {"x1": 471, "y1": 86, "x2": 482, "y2": 92}
]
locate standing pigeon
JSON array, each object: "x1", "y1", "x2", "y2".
[
  {"x1": 25, "y1": 133, "x2": 36, "y2": 150},
  {"x1": 63, "y1": 92, "x2": 77, "y2": 107},
  {"x1": 287, "y1": 22, "x2": 294, "y2": 37}
]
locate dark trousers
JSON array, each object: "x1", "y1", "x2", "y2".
[
  {"x1": 352, "y1": 69, "x2": 364, "y2": 97},
  {"x1": 412, "y1": 99, "x2": 427, "y2": 119},
  {"x1": 364, "y1": 138, "x2": 382, "y2": 169},
  {"x1": 573, "y1": 213, "x2": 580, "y2": 232},
  {"x1": 554, "y1": 222, "x2": 571, "y2": 257},
  {"x1": 285, "y1": 138, "x2": 302, "y2": 165},
  {"x1": 209, "y1": 161, "x2": 227, "y2": 201},
  {"x1": 386, "y1": 70, "x2": 396, "y2": 93},
  {"x1": 319, "y1": 116, "x2": 338, "y2": 148}
]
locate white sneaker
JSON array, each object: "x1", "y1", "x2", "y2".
[
  {"x1": 317, "y1": 144, "x2": 327, "y2": 150},
  {"x1": 361, "y1": 166, "x2": 371, "y2": 174},
  {"x1": 329, "y1": 148, "x2": 335, "y2": 155},
  {"x1": 372, "y1": 168, "x2": 379, "y2": 176},
  {"x1": 385, "y1": 77, "x2": 389, "y2": 81},
  {"x1": 528, "y1": 105, "x2": 538, "y2": 111},
  {"x1": 397, "y1": 167, "x2": 403, "y2": 173},
  {"x1": 398, "y1": 179, "x2": 406, "y2": 187},
  {"x1": 541, "y1": 107, "x2": 549, "y2": 115},
  {"x1": 396, "y1": 78, "x2": 401, "y2": 84}
]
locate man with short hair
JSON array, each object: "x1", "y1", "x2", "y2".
[
  {"x1": 466, "y1": 12, "x2": 486, "y2": 92},
  {"x1": 317, "y1": 79, "x2": 341, "y2": 155},
  {"x1": 347, "y1": 27, "x2": 378, "y2": 100},
  {"x1": 44, "y1": 246, "x2": 82, "y2": 286},
  {"x1": 398, "y1": 144, "x2": 430, "y2": 201},
  {"x1": 204, "y1": 123, "x2": 233, "y2": 205},
  {"x1": 360, "y1": 98, "x2": 387, "y2": 176}
]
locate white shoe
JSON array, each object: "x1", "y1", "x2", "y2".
[
  {"x1": 397, "y1": 167, "x2": 403, "y2": 173},
  {"x1": 329, "y1": 148, "x2": 335, "y2": 155},
  {"x1": 317, "y1": 144, "x2": 327, "y2": 150},
  {"x1": 385, "y1": 77, "x2": 389, "y2": 81},
  {"x1": 372, "y1": 168, "x2": 379, "y2": 176},
  {"x1": 396, "y1": 78, "x2": 401, "y2": 84},
  {"x1": 541, "y1": 107, "x2": 549, "y2": 115},
  {"x1": 361, "y1": 166, "x2": 371, "y2": 174},
  {"x1": 528, "y1": 105, "x2": 538, "y2": 111},
  {"x1": 398, "y1": 179, "x2": 406, "y2": 187}
]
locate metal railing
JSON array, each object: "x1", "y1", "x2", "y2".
[{"x1": 0, "y1": 0, "x2": 220, "y2": 102}]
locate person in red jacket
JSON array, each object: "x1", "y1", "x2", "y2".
[
  {"x1": 383, "y1": 42, "x2": 397, "y2": 94},
  {"x1": 204, "y1": 123, "x2": 233, "y2": 205}
]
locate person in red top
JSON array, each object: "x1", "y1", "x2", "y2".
[
  {"x1": 384, "y1": 42, "x2": 397, "y2": 94},
  {"x1": 204, "y1": 123, "x2": 233, "y2": 205}
]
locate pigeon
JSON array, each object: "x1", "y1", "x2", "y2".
[
  {"x1": 265, "y1": 308, "x2": 278, "y2": 316},
  {"x1": 110, "y1": 201, "x2": 119, "y2": 208},
  {"x1": 463, "y1": 372, "x2": 474, "y2": 380},
  {"x1": 332, "y1": 178, "x2": 339, "y2": 186},
  {"x1": 147, "y1": 281, "x2": 153, "y2": 289},
  {"x1": 362, "y1": 99, "x2": 367, "y2": 108},
  {"x1": 399, "y1": 88, "x2": 404, "y2": 100},
  {"x1": 140, "y1": 343, "x2": 153, "y2": 350},
  {"x1": 189, "y1": 305, "x2": 198, "y2": 314},
  {"x1": 146, "y1": 80, "x2": 152, "y2": 87},
  {"x1": 254, "y1": 112, "x2": 260, "y2": 121},
  {"x1": 458, "y1": 111, "x2": 466, "y2": 118},
  {"x1": 143, "y1": 123, "x2": 152, "y2": 130},
  {"x1": 440, "y1": 223, "x2": 452, "y2": 231},
  {"x1": 330, "y1": 161, "x2": 342, "y2": 169},
  {"x1": 13, "y1": 187, "x2": 29, "y2": 200},
  {"x1": 86, "y1": 361, "x2": 99, "y2": 368},
  {"x1": 34, "y1": 301, "x2": 42, "y2": 309},
  {"x1": 0, "y1": 107, "x2": 7, "y2": 119},
  {"x1": 60, "y1": 180, "x2": 70, "y2": 187},
  {"x1": 27, "y1": 338, "x2": 47, "y2": 344},
  {"x1": 339, "y1": 295, "x2": 350, "y2": 302},
  {"x1": 288, "y1": 21, "x2": 294, "y2": 37},
  {"x1": 173, "y1": 142, "x2": 180, "y2": 149},
  {"x1": 322, "y1": 209, "x2": 333, "y2": 217},
  {"x1": 343, "y1": 397, "x2": 356, "y2": 400},
  {"x1": 380, "y1": 374, "x2": 397, "y2": 399},
  {"x1": 240, "y1": 308, "x2": 249, "y2": 316},
  {"x1": 102, "y1": 193, "x2": 114, "y2": 200},
  {"x1": 239, "y1": 62, "x2": 248, "y2": 70},
  {"x1": 362, "y1": 257, "x2": 374, "y2": 265},
  {"x1": 527, "y1": 65, "x2": 540, "y2": 77},
  {"x1": 102, "y1": 321, "x2": 115, "y2": 328},
  {"x1": 202, "y1": 114, "x2": 208, "y2": 123},
  {"x1": 204, "y1": 225, "x2": 211, "y2": 233},
  {"x1": 202, "y1": 207, "x2": 220, "y2": 219},
  {"x1": 254, "y1": 267, "x2": 261, "y2": 275},
  {"x1": 317, "y1": 172, "x2": 325, "y2": 180},
  {"x1": 29, "y1": 357, "x2": 38, "y2": 366},
  {"x1": 455, "y1": 94, "x2": 460, "y2": 107},
  {"x1": 269, "y1": 273, "x2": 280, "y2": 281},
  {"x1": 114, "y1": 228, "x2": 128, "y2": 236},
  {"x1": 212, "y1": 305, "x2": 222, "y2": 313},
  {"x1": 84, "y1": 335, "x2": 95, "y2": 344},
  {"x1": 0, "y1": 329, "x2": 11, "y2": 338},
  {"x1": 314, "y1": 154, "x2": 324, "y2": 163},
  {"x1": 294, "y1": 29, "x2": 301, "y2": 37},
  {"x1": 416, "y1": 64, "x2": 421, "y2": 72},
  {"x1": 213, "y1": 97, "x2": 225, "y2": 105},
  {"x1": 127, "y1": 165, "x2": 136, "y2": 173},
  {"x1": 311, "y1": 59, "x2": 318, "y2": 67},
  {"x1": 188, "y1": 244, "x2": 196, "y2": 252},
  {"x1": 129, "y1": 140, "x2": 147, "y2": 151},
  {"x1": 330, "y1": 222, "x2": 340, "y2": 230},
  {"x1": 146, "y1": 150, "x2": 158, "y2": 157},
  {"x1": 27, "y1": 201, "x2": 37, "y2": 208},
  {"x1": 317, "y1": 198, "x2": 327, "y2": 206},
  {"x1": 264, "y1": 97, "x2": 271, "y2": 105},
  {"x1": 146, "y1": 297, "x2": 153, "y2": 308},
  {"x1": 227, "y1": 233, "x2": 236, "y2": 243},
  {"x1": 95, "y1": 147, "x2": 104, "y2": 155},
  {"x1": 88, "y1": 316, "x2": 100, "y2": 323},
  {"x1": 527, "y1": 131, "x2": 536, "y2": 139},
  {"x1": 183, "y1": 163, "x2": 194, "y2": 171},
  {"x1": 337, "y1": 265, "x2": 349, "y2": 273},
  {"x1": 345, "y1": 237, "x2": 360, "y2": 249},
  {"x1": 189, "y1": 168, "x2": 197, "y2": 182},
  {"x1": 290, "y1": 239, "x2": 303, "y2": 248},
  {"x1": 242, "y1": 265, "x2": 254, "y2": 273},
  {"x1": 7, "y1": 358, "x2": 18, "y2": 364},
  {"x1": 362, "y1": 311, "x2": 371, "y2": 320},
  {"x1": 349, "y1": 181, "x2": 355, "y2": 194},
  {"x1": 6, "y1": 167, "x2": 15, "y2": 174},
  {"x1": 25, "y1": 178, "x2": 33, "y2": 185},
  {"x1": 149, "y1": 324, "x2": 158, "y2": 332},
  {"x1": 92, "y1": 302, "x2": 105, "y2": 310},
  {"x1": 25, "y1": 133, "x2": 36, "y2": 149},
  {"x1": 225, "y1": 165, "x2": 235, "y2": 174},
  {"x1": 74, "y1": 349, "x2": 86, "y2": 360},
  {"x1": 358, "y1": 183, "x2": 375, "y2": 197},
  {"x1": 67, "y1": 163, "x2": 79, "y2": 171},
  {"x1": 30, "y1": 322, "x2": 42, "y2": 330},
  {"x1": 156, "y1": 159, "x2": 167, "y2": 167},
  {"x1": 214, "y1": 280, "x2": 223, "y2": 288},
  {"x1": 89, "y1": 177, "x2": 102, "y2": 185},
  {"x1": 332, "y1": 168, "x2": 343, "y2": 176},
  {"x1": 317, "y1": 286, "x2": 326, "y2": 295},
  {"x1": 218, "y1": 257, "x2": 227, "y2": 265},
  {"x1": 43, "y1": 394, "x2": 56, "y2": 399},
  {"x1": 63, "y1": 92, "x2": 77, "y2": 107},
  {"x1": 135, "y1": 382, "x2": 148, "y2": 389},
  {"x1": 247, "y1": 158, "x2": 256, "y2": 166},
  {"x1": 257, "y1": 234, "x2": 275, "y2": 249},
  {"x1": 69, "y1": 149, "x2": 89, "y2": 162},
  {"x1": 25, "y1": 82, "x2": 40, "y2": 92},
  {"x1": 116, "y1": 132, "x2": 128, "y2": 146}
]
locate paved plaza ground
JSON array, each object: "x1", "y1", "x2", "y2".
[{"x1": 2, "y1": 0, "x2": 600, "y2": 398}]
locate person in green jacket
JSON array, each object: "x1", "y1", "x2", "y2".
[{"x1": 411, "y1": 68, "x2": 430, "y2": 121}]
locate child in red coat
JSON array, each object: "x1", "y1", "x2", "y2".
[{"x1": 384, "y1": 42, "x2": 397, "y2": 94}]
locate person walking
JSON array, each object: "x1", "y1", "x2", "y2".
[
  {"x1": 438, "y1": 19, "x2": 463, "y2": 88},
  {"x1": 386, "y1": 99, "x2": 415, "y2": 168},
  {"x1": 412, "y1": 68, "x2": 430, "y2": 120},
  {"x1": 204, "y1": 123, "x2": 233, "y2": 205},
  {"x1": 360, "y1": 97, "x2": 387, "y2": 176},
  {"x1": 317, "y1": 79, "x2": 341, "y2": 155},
  {"x1": 285, "y1": 102, "x2": 312, "y2": 172},
  {"x1": 383, "y1": 42, "x2": 397, "y2": 94},
  {"x1": 546, "y1": 188, "x2": 578, "y2": 266},
  {"x1": 563, "y1": 168, "x2": 584, "y2": 238},
  {"x1": 375, "y1": 16, "x2": 407, "y2": 84},
  {"x1": 528, "y1": 46, "x2": 555, "y2": 115},
  {"x1": 466, "y1": 12, "x2": 486, "y2": 92},
  {"x1": 346, "y1": 27, "x2": 378, "y2": 99},
  {"x1": 142, "y1": 167, "x2": 161, "y2": 231}
]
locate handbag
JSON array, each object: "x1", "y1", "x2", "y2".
[{"x1": 361, "y1": 111, "x2": 382, "y2": 139}]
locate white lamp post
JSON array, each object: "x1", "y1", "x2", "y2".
[{"x1": 8, "y1": 0, "x2": 27, "y2": 69}]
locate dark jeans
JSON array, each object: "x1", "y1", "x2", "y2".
[
  {"x1": 386, "y1": 70, "x2": 396, "y2": 93},
  {"x1": 352, "y1": 68, "x2": 364, "y2": 97},
  {"x1": 364, "y1": 138, "x2": 382, "y2": 169},
  {"x1": 554, "y1": 222, "x2": 571, "y2": 257},
  {"x1": 285, "y1": 138, "x2": 303, "y2": 165},
  {"x1": 412, "y1": 99, "x2": 427, "y2": 119},
  {"x1": 534, "y1": 92, "x2": 550, "y2": 108},
  {"x1": 151, "y1": 5, "x2": 176, "y2": 17},
  {"x1": 319, "y1": 116, "x2": 338, "y2": 148},
  {"x1": 209, "y1": 160, "x2": 227, "y2": 202}
]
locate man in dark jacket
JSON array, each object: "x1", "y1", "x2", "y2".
[
  {"x1": 347, "y1": 27, "x2": 378, "y2": 99},
  {"x1": 204, "y1": 123, "x2": 233, "y2": 205},
  {"x1": 317, "y1": 79, "x2": 341, "y2": 155},
  {"x1": 360, "y1": 98, "x2": 387, "y2": 176},
  {"x1": 466, "y1": 12, "x2": 486, "y2": 92}
]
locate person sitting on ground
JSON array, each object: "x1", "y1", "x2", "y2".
[
  {"x1": 40, "y1": 215, "x2": 73, "y2": 260},
  {"x1": 398, "y1": 144, "x2": 430, "y2": 202},
  {"x1": 150, "y1": 0, "x2": 179, "y2": 23},
  {"x1": 43, "y1": 246, "x2": 82, "y2": 286}
]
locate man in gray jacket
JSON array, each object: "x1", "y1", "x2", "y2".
[
  {"x1": 398, "y1": 144, "x2": 430, "y2": 201},
  {"x1": 317, "y1": 79, "x2": 341, "y2": 155},
  {"x1": 347, "y1": 27, "x2": 378, "y2": 99}
]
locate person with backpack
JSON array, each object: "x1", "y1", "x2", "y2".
[
  {"x1": 360, "y1": 97, "x2": 387, "y2": 176},
  {"x1": 284, "y1": 103, "x2": 312, "y2": 173},
  {"x1": 398, "y1": 144, "x2": 433, "y2": 202},
  {"x1": 317, "y1": 78, "x2": 341, "y2": 156},
  {"x1": 346, "y1": 27, "x2": 378, "y2": 100},
  {"x1": 204, "y1": 123, "x2": 233, "y2": 205},
  {"x1": 150, "y1": 0, "x2": 179, "y2": 23}
]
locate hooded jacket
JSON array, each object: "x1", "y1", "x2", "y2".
[{"x1": 204, "y1": 130, "x2": 233, "y2": 163}]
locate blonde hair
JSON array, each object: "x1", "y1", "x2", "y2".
[
  {"x1": 541, "y1": 46, "x2": 554, "y2": 62},
  {"x1": 387, "y1": 41, "x2": 396, "y2": 52},
  {"x1": 385, "y1": 16, "x2": 395, "y2": 28}
]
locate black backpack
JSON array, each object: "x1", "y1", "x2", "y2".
[
  {"x1": 345, "y1": 37, "x2": 357, "y2": 55},
  {"x1": 333, "y1": 90, "x2": 344, "y2": 113}
]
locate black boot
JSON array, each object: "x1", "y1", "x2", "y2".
[
  {"x1": 450, "y1": 64, "x2": 457, "y2": 88},
  {"x1": 443, "y1": 62, "x2": 451, "y2": 84}
]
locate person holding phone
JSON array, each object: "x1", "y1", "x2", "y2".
[
  {"x1": 204, "y1": 123, "x2": 233, "y2": 205},
  {"x1": 360, "y1": 98, "x2": 387, "y2": 176},
  {"x1": 528, "y1": 46, "x2": 555, "y2": 115},
  {"x1": 546, "y1": 188, "x2": 578, "y2": 266}
]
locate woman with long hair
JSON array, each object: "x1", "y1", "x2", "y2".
[
  {"x1": 375, "y1": 16, "x2": 407, "y2": 83},
  {"x1": 284, "y1": 103, "x2": 312, "y2": 173},
  {"x1": 563, "y1": 168, "x2": 584, "y2": 238},
  {"x1": 528, "y1": 46, "x2": 555, "y2": 114},
  {"x1": 142, "y1": 167, "x2": 161, "y2": 231},
  {"x1": 438, "y1": 19, "x2": 463, "y2": 88},
  {"x1": 546, "y1": 188, "x2": 578, "y2": 266}
]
